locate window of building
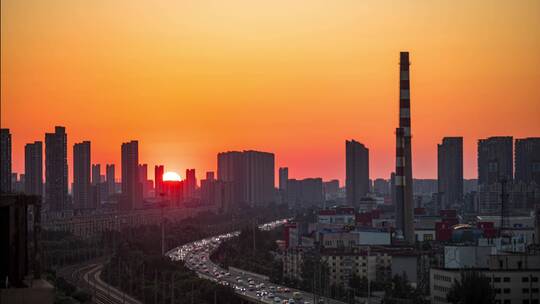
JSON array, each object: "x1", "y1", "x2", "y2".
[
  {"x1": 494, "y1": 277, "x2": 501, "y2": 283},
  {"x1": 532, "y1": 288, "x2": 539, "y2": 293},
  {"x1": 503, "y1": 288, "x2": 510, "y2": 294},
  {"x1": 532, "y1": 277, "x2": 538, "y2": 282},
  {"x1": 503, "y1": 300, "x2": 510, "y2": 304},
  {"x1": 523, "y1": 277, "x2": 529, "y2": 283},
  {"x1": 503, "y1": 277, "x2": 510, "y2": 282},
  {"x1": 495, "y1": 288, "x2": 501, "y2": 294},
  {"x1": 523, "y1": 288, "x2": 529, "y2": 294},
  {"x1": 523, "y1": 300, "x2": 529, "y2": 304}
]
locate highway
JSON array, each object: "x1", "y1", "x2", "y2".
[{"x1": 167, "y1": 219, "x2": 347, "y2": 304}]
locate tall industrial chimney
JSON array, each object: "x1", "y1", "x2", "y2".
[{"x1": 395, "y1": 51, "x2": 415, "y2": 244}]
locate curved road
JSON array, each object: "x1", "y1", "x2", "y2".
[{"x1": 167, "y1": 219, "x2": 346, "y2": 304}]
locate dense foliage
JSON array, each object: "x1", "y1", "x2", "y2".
[
  {"x1": 101, "y1": 204, "x2": 291, "y2": 304},
  {"x1": 210, "y1": 225, "x2": 283, "y2": 281},
  {"x1": 446, "y1": 271, "x2": 495, "y2": 304},
  {"x1": 382, "y1": 273, "x2": 428, "y2": 304}
]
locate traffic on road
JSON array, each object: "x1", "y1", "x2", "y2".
[{"x1": 168, "y1": 219, "x2": 343, "y2": 304}]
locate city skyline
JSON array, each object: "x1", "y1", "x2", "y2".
[{"x1": 2, "y1": 1, "x2": 540, "y2": 182}]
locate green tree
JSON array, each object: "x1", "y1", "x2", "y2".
[
  {"x1": 383, "y1": 273, "x2": 427, "y2": 304},
  {"x1": 446, "y1": 271, "x2": 495, "y2": 304}
]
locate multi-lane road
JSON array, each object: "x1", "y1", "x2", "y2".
[{"x1": 167, "y1": 219, "x2": 346, "y2": 304}]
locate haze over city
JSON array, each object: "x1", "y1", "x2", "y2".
[
  {"x1": 2, "y1": 0, "x2": 540, "y2": 181},
  {"x1": 1, "y1": 2, "x2": 540, "y2": 304}
]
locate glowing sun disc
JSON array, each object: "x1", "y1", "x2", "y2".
[{"x1": 163, "y1": 171, "x2": 181, "y2": 181}]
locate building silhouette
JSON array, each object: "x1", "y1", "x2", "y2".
[
  {"x1": 345, "y1": 140, "x2": 369, "y2": 205},
  {"x1": 437, "y1": 137, "x2": 463, "y2": 209},
  {"x1": 45, "y1": 126, "x2": 68, "y2": 211},
  {"x1": 24, "y1": 141, "x2": 43, "y2": 197},
  {"x1": 121, "y1": 140, "x2": 142, "y2": 210},
  {"x1": 478, "y1": 136, "x2": 513, "y2": 186},
  {"x1": 395, "y1": 51, "x2": 415, "y2": 244},
  {"x1": 0, "y1": 128, "x2": 12, "y2": 193},
  {"x1": 279, "y1": 167, "x2": 288, "y2": 191},
  {"x1": 286, "y1": 177, "x2": 323, "y2": 208},
  {"x1": 154, "y1": 165, "x2": 164, "y2": 196},
  {"x1": 373, "y1": 178, "x2": 389, "y2": 196},
  {"x1": 91, "y1": 164, "x2": 101, "y2": 185},
  {"x1": 184, "y1": 169, "x2": 197, "y2": 199},
  {"x1": 515, "y1": 137, "x2": 540, "y2": 185},
  {"x1": 106, "y1": 164, "x2": 115, "y2": 196},
  {"x1": 73, "y1": 141, "x2": 91, "y2": 210},
  {"x1": 217, "y1": 150, "x2": 274, "y2": 207},
  {"x1": 138, "y1": 163, "x2": 150, "y2": 198}
]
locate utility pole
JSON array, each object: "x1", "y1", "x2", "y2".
[
  {"x1": 367, "y1": 246, "x2": 371, "y2": 304},
  {"x1": 142, "y1": 263, "x2": 145, "y2": 303},
  {"x1": 252, "y1": 218, "x2": 256, "y2": 253},
  {"x1": 170, "y1": 272, "x2": 174, "y2": 304},
  {"x1": 154, "y1": 270, "x2": 158, "y2": 304}
]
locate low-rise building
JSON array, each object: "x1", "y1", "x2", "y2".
[{"x1": 430, "y1": 254, "x2": 540, "y2": 304}]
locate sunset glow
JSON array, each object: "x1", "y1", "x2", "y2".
[
  {"x1": 1, "y1": 0, "x2": 539, "y2": 181},
  {"x1": 163, "y1": 171, "x2": 181, "y2": 182}
]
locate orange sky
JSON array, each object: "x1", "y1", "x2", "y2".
[{"x1": 2, "y1": 0, "x2": 540, "y2": 184}]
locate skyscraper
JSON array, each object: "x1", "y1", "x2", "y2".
[
  {"x1": 395, "y1": 52, "x2": 414, "y2": 244},
  {"x1": 244, "y1": 150, "x2": 275, "y2": 206},
  {"x1": 73, "y1": 141, "x2": 91, "y2": 209},
  {"x1": 154, "y1": 165, "x2": 164, "y2": 196},
  {"x1": 437, "y1": 137, "x2": 464, "y2": 209},
  {"x1": 46, "y1": 126, "x2": 68, "y2": 211},
  {"x1": 217, "y1": 150, "x2": 275, "y2": 207},
  {"x1": 279, "y1": 167, "x2": 288, "y2": 191},
  {"x1": 106, "y1": 164, "x2": 115, "y2": 196},
  {"x1": 478, "y1": 136, "x2": 513, "y2": 185},
  {"x1": 345, "y1": 140, "x2": 369, "y2": 205},
  {"x1": 91, "y1": 164, "x2": 101, "y2": 185},
  {"x1": 184, "y1": 169, "x2": 197, "y2": 199},
  {"x1": 138, "y1": 163, "x2": 149, "y2": 198},
  {"x1": 515, "y1": 137, "x2": 540, "y2": 185},
  {"x1": 24, "y1": 141, "x2": 43, "y2": 197},
  {"x1": 121, "y1": 140, "x2": 142, "y2": 210},
  {"x1": 0, "y1": 129, "x2": 12, "y2": 193}
]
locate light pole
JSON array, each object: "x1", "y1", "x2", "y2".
[{"x1": 159, "y1": 192, "x2": 167, "y2": 256}]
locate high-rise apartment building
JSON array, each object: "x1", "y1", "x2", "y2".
[
  {"x1": 1, "y1": 129, "x2": 12, "y2": 193},
  {"x1": 73, "y1": 141, "x2": 91, "y2": 209},
  {"x1": 154, "y1": 165, "x2": 164, "y2": 196},
  {"x1": 515, "y1": 137, "x2": 540, "y2": 185},
  {"x1": 24, "y1": 141, "x2": 43, "y2": 197},
  {"x1": 437, "y1": 137, "x2": 463, "y2": 209},
  {"x1": 91, "y1": 164, "x2": 101, "y2": 186},
  {"x1": 45, "y1": 126, "x2": 68, "y2": 211},
  {"x1": 217, "y1": 150, "x2": 275, "y2": 207},
  {"x1": 478, "y1": 136, "x2": 513, "y2": 185},
  {"x1": 106, "y1": 164, "x2": 115, "y2": 196},
  {"x1": 279, "y1": 167, "x2": 288, "y2": 191},
  {"x1": 121, "y1": 141, "x2": 142, "y2": 210},
  {"x1": 346, "y1": 140, "x2": 369, "y2": 205},
  {"x1": 373, "y1": 178, "x2": 389, "y2": 196},
  {"x1": 184, "y1": 169, "x2": 197, "y2": 199}
]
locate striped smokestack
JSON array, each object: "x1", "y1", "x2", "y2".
[{"x1": 395, "y1": 51, "x2": 415, "y2": 244}]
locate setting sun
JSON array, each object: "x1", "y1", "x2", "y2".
[{"x1": 163, "y1": 171, "x2": 181, "y2": 182}]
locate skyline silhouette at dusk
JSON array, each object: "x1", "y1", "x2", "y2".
[{"x1": 2, "y1": 0, "x2": 539, "y2": 182}]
